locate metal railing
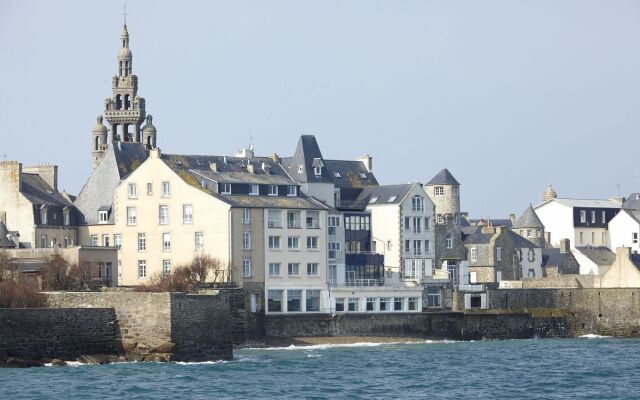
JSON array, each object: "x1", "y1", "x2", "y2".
[{"x1": 457, "y1": 284, "x2": 486, "y2": 292}]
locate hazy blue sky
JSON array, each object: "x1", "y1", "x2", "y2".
[{"x1": 2, "y1": 0, "x2": 640, "y2": 217}]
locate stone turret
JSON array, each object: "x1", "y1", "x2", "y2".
[
  {"x1": 141, "y1": 115, "x2": 157, "y2": 149},
  {"x1": 425, "y1": 168, "x2": 461, "y2": 223},
  {"x1": 92, "y1": 115, "x2": 109, "y2": 169},
  {"x1": 512, "y1": 204, "x2": 545, "y2": 247},
  {"x1": 544, "y1": 184, "x2": 557, "y2": 202}
]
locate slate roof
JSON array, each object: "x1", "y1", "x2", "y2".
[
  {"x1": 541, "y1": 248, "x2": 580, "y2": 274},
  {"x1": 0, "y1": 221, "x2": 16, "y2": 248},
  {"x1": 622, "y1": 193, "x2": 640, "y2": 211},
  {"x1": 463, "y1": 232, "x2": 492, "y2": 245},
  {"x1": 506, "y1": 229, "x2": 540, "y2": 248},
  {"x1": 621, "y1": 209, "x2": 640, "y2": 224},
  {"x1": 575, "y1": 246, "x2": 616, "y2": 267},
  {"x1": 280, "y1": 135, "x2": 333, "y2": 184},
  {"x1": 162, "y1": 153, "x2": 327, "y2": 210},
  {"x1": 549, "y1": 198, "x2": 622, "y2": 209},
  {"x1": 20, "y1": 174, "x2": 72, "y2": 207},
  {"x1": 467, "y1": 218, "x2": 513, "y2": 228},
  {"x1": 513, "y1": 205, "x2": 544, "y2": 229},
  {"x1": 323, "y1": 159, "x2": 378, "y2": 189},
  {"x1": 74, "y1": 142, "x2": 149, "y2": 225},
  {"x1": 348, "y1": 184, "x2": 415, "y2": 209},
  {"x1": 630, "y1": 254, "x2": 640, "y2": 270},
  {"x1": 426, "y1": 168, "x2": 460, "y2": 186}
]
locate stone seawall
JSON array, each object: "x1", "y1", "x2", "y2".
[
  {"x1": 45, "y1": 291, "x2": 233, "y2": 361},
  {"x1": 0, "y1": 308, "x2": 118, "y2": 361}
]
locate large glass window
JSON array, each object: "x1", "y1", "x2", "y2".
[
  {"x1": 268, "y1": 290, "x2": 282, "y2": 312},
  {"x1": 348, "y1": 298, "x2": 359, "y2": 312},
  {"x1": 306, "y1": 211, "x2": 320, "y2": 229},
  {"x1": 379, "y1": 298, "x2": 390, "y2": 311},
  {"x1": 268, "y1": 210, "x2": 282, "y2": 228},
  {"x1": 287, "y1": 211, "x2": 301, "y2": 228},
  {"x1": 408, "y1": 297, "x2": 418, "y2": 311},
  {"x1": 306, "y1": 290, "x2": 320, "y2": 312},
  {"x1": 394, "y1": 297, "x2": 404, "y2": 311},
  {"x1": 287, "y1": 290, "x2": 302, "y2": 312},
  {"x1": 335, "y1": 298, "x2": 345, "y2": 312},
  {"x1": 427, "y1": 287, "x2": 441, "y2": 307}
]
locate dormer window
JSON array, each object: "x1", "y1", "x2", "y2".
[
  {"x1": 99, "y1": 211, "x2": 109, "y2": 224},
  {"x1": 298, "y1": 165, "x2": 304, "y2": 174},
  {"x1": 40, "y1": 207, "x2": 48, "y2": 225},
  {"x1": 63, "y1": 209, "x2": 70, "y2": 226},
  {"x1": 220, "y1": 183, "x2": 232, "y2": 194},
  {"x1": 250, "y1": 184, "x2": 259, "y2": 195},
  {"x1": 287, "y1": 186, "x2": 297, "y2": 197},
  {"x1": 314, "y1": 166, "x2": 322, "y2": 176},
  {"x1": 268, "y1": 185, "x2": 278, "y2": 196}
]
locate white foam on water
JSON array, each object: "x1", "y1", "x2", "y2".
[
  {"x1": 244, "y1": 339, "x2": 458, "y2": 351},
  {"x1": 578, "y1": 334, "x2": 612, "y2": 339},
  {"x1": 174, "y1": 360, "x2": 229, "y2": 366}
]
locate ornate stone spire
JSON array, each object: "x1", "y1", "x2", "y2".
[{"x1": 543, "y1": 184, "x2": 557, "y2": 202}]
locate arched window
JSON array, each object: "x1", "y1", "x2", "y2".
[
  {"x1": 124, "y1": 94, "x2": 130, "y2": 110},
  {"x1": 95, "y1": 136, "x2": 99, "y2": 150},
  {"x1": 115, "y1": 94, "x2": 122, "y2": 110}
]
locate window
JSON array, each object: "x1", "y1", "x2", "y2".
[
  {"x1": 408, "y1": 297, "x2": 418, "y2": 311},
  {"x1": 424, "y1": 217, "x2": 430, "y2": 230},
  {"x1": 452, "y1": 186, "x2": 459, "y2": 196},
  {"x1": 138, "y1": 233, "x2": 146, "y2": 251},
  {"x1": 328, "y1": 242, "x2": 341, "y2": 259},
  {"x1": 138, "y1": 260, "x2": 146, "y2": 278},
  {"x1": 307, "y1": 263, "x2": 319, "y2": 276},
  {"x1": 127, "y1": 183, "x2": 137, "y2": 199},
  {"x1": 414, "y1": 240, "x2": 422, "y2": 256},
  {"x1": 90, "y1": 235, "x2": 98, "y2": 247},
  {"x1": 306, "y1": 211, "x2": 320, "y2": 229},
  {"x1": 388, "y1": 195, "x2": 398, "y2": 202},
  {"x1": 496, "y1": 247, "x2": 502, "y2": 261},
  {"x1": 579, "y1": 232, "x2": 584, "y2": 244},
  {"x1": 268, "y1": 185, "x2": 278, "y2": 196},
  {"x1": 99, "y1": 211, "x2": 109, "y2": 223},
  {"x1": 102, "y1": 234, "x2": 110, "y2": 247},
  {"x1": 379, "y1": 298, "x2": 390, "y2": 311},
  {"x1": 159, "y1": 205, "x2": 169, "y2": 225},
  {"x1": 413, "y1": 217, "x2": 422, "y2": 234},
  {"x1": 434, "y1": 186, "x2": 444, "y2": 196},
  {"x1": 147, "y1": 182, "x2": 153, "y2": 195},
  {"x1": 39, "y1": 208, "x2": 47, "y2": 225},
  {"x1": 268, "y1": 263, "x2": 281, "y2": 276},
  {"x1": 297, "y1": 165, "x2": 304, "y2": 174},
  {"x1": 580, "y1": 210, "x2": 586, "y2": 223},
  {"x1": 470, "y1": 271, "x2": 477, "y2": 284},
  {"x1": 267, "y1": 210, "x2": 282, "y2": 228},
  {"x1": 591, "y1": 232, "x2": 595, "y2": 245},
  {"x1": 287, "y1": 211, "x2": 301, "y2": 228},
  {"x1": 63, "y1": 210, "x2": 70, "y2": 226},
  {"x1": 269, "y1": 236, "x2": 281, "y2": 249},
  {"x1": 243, "y1": 258, "x2": 252, "y2": 277},
  {"x1": 394, "y1": 297, "x2": 404, "y2": 311},
  {"x1": 161, "y1": 181, "x2": 171, "y2": 197},
  {"x1": 470, "y1": 247, "x2": 477, "y2": 262},
  {"x1": 63, "y1": 236, "x2": 69, "y2": 248},
  {"x1": 404, "y1": 217, "x2": 410, "y2": 232},
  {"x1": 242, "y1": 232, "x2": 251, "y2": 249},
  {"x1": 195, "y1": 232, "x2": 204, "y2": 250},
  {"x1": 412, "y1": 196, "x2": 424, "y2": 212},
  {"x1": 369, "y1": 197, "x2": 378, "y2": 204},
  {"x1": 334, "y1": 172, "x2": 341, "y2": 178},
  {"x1": 528, "y1": 248, "x2": 535, "y2": 262},
  {"x1": 335, "y1": 298, "x2": 345, "y2": 312},
  {"x1": 328, "y1": 216, "x2": 341, "y2": 227},
  {"x1": 425, "y1": 240, "x2": 430, "y2": 253},
  {"x1": 591, "y1": 210, "x2": 596, "y2": 223},
  {"x1": 602, "y1": 211, "x2": 606, "y2": 224},
  {"x1": 306, "y1": 290, "x2": 320, "y2": 312},
  {"x1": 633, "y1": 233, "x2": 638, "y2": 244},
  {"x1": 366, "y1": 298, "x2": 377, "y2": 311},
  {"x1": 288, "y1": 263, "x2": 300, "y2": 276},
  {"x1": 242, "y1": 208, "x2": 251, "y2": 224},
  {"x1": 220, "y1": 183, "x2": 232, "y2": 194},
  {"x1": 287, "y1": 290, "x2": 302, "y2": 312},
  {"x1": 183, "y1": 205, "x2": 193, "y2": 224},
  {"x1": 163, "y1": 260, "x2": 171, "y2": 275},
  {"x1": 287, "y1": 236, "x2": 300, "y2": 250},
  {"x1": 526, "y1": 229, "x2": 532, "y2": 238},
  {"x1": 162, "y1": 232, "x2": 171, "y2": 251},
  {"x1": 446, "y1": 235, "x2": 453, "y2": 249},
  {"x1": 427, "y1": 287, "x2": 441, "y2": 307},
  {"x1": 307, "y1": 236, "x2": 318, "y2": 249},
  {"x1": 437, "y1": 214, "x2": 444, "y2": 224},
  {"x1": 268, "y1": 290, "x2": 282, "y2": 312},
  {"x1": 404, "y1": 240, "x2": 410, "y2": 253},
  {"x1": 250, "y1": 184, "x2": 259, "y2": 195},
  {"x1": 114, "y1": 234, "x2": 122, "y2": 248},
  {"x1": 287, "y1": 186, "x2": 297, "y2": 196},
  {"x1": 314, "y1": 166, "x2": 322, "y2": 176},
  {"x1": 348, "y1": 298, "x2": 359, "y2": 312},
  {"x1": 127, "y1": 207, "x2": 137, "y2": 225}
]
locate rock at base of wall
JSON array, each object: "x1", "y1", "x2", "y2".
[
  {"x1": 51, "y1": 359, "x2": 67, "y2": 367},
  {"x1": 152, "y1": 342, "x2": 175, "y2": 354},
  {"x1": 2, "y1": 357, "x2": 45, "y2": 368}
]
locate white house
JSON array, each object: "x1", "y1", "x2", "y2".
[{"x1": 609, "y1": 209, "x2": 640, "y2": 255}]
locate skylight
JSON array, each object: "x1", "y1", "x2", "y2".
[
  {"x1": 388, "y1": 196, "x2": 397, "y2": 202},
  {"x1": 369, "y1": 197, "x2": 378, "y2": 204},
  {"x1": 334, "y1": 172, "x2": 341, "y2": 178}
]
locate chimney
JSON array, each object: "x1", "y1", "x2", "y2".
[
  {"x1": 509, "y1": 213, "x2": 516, "y2": 226},
  {"x1": 357, "y1": 154, "x2": 373, "y2": 172},
  {"x1": 616, "y1": 246, "x2": 631, "y2": 260},
  {"x1": 247, "y1": 163, "x2": 255, "y2": 174},
  {"x1": 609, "y1": 196, "x2": 625, "y2": 205},
  {"x1": 0, "y1": 161, "x2": 22, "y2": 193},
  {"x1": 271, "y1": 153, "x2": 280, "y2": 163},
  {"x1": 560, "y1": 238, "x2": 570, "y2": 253},
  {"x1": 481, "y1": 226, "x2": 497, "y2": 235},
  {"x1": 23, "y1": 164, "x2": 58, "y2": 191},
  {"x1": 209, "y1": 162, "x2": 218, "y2": 172},
  {"x1": 149, "y1": 148, "x2": 161, "y2": 159}
]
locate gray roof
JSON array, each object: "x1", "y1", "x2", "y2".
[
  {"x1": 622, "y1": 193, "x2": 640, "y2": 211},
  {"x1": 162, "y1": 153, "x2": 327, "y2": 211},
  {"x1": 546, "y1": 198, "x2": 622, "y2": 209},
  {"x1": 506, "y1": 229, "x2": 540, "y2": 249},
  {"x1": 463, "y1": 232, "x2": 492, "y2": 245},
  {"x1": 513, "y1": 205, "x2": 544, "y2": 229},
  {"x1": 349, "y1": 184, "x2": 415, "y2": 209},
  {"x1": 0, "y1": 221, "x2": 16, "y2": 248},
  {"x1": 280, "y1": 135, "x2": 333, "y2": 184},
  {"x1": 575, "y1": 246, "x2": 616, "y2": 267},
  {"x1": 20, "y1": 174, "x2": 72, "y2": 207},
  {"x1": 74, "y1": 142, "x2": 149, "y2": 225},
  {"x1": 630, "y1": 254, "x2": 640, "y2": 270},
  {"x1": 426, "y1": 168, "x2": 460, "y2": 186},
  {"x1": 323, "y1": 159, "x2": 378, "y2": 189},
  {"x1": 542, "y1": 248, "x2": 580, "y2": 274},
  {"x1": 467, "y1": 218, "x2": 513, "y2": 228}
]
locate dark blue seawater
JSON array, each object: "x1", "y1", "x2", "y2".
[{"x1": 2, "y1": 337, "x2": 640, "y2": 399}]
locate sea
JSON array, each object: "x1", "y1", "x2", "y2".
[{"x1": 2, "y1": 336, "x2": 639, "y2": 399}]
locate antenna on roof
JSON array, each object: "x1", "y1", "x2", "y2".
[
  {"x1": 1, "y1": 153, "x2": 6, "y2": 161},
  {"x1": 122, "y1": 3, "x2": 128, "y2": 26}
]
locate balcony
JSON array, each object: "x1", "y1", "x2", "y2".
[
  {"x1": 345, "y1": 251, "x2": 384, "y2": 267},
  {"x1": 457, "y1": 284, "x2": 486, "y2": 292},
  {"x1": 329, "y1": 278, "x2": 384, "y2": 288}
]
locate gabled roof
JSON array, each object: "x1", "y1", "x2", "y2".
[
  {"x1": 280, "y1": 135, "x2": 333, "y2": 184},
  {"x1": 426, "y1": 168, "x2": 460, "y2": 186},
  {"x1": 513, "y1": 205, "x2": 544, "y2": 229},
  {"x1": 618, "y1": 209, "x2": 640, "y2": 225},
  {"x1": 622, "y1": 193, "x2": 640, "y2": 211},
  {"x1": 349, "y1": 184, "x2": 415, "y2": 209},
  {"x1": 162, "y1": 153, "x2": 328, "y2": 211},
  {"x1": 20, "y1": 173, "x2": 72, "y2": 207},
  {"x1": 575, "y1": 246, "x2": 616, "y2": 267}
]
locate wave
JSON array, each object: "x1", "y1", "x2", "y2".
[
  {"x1": 243, "y1": 340, "x2": 458, "y2": 351},
  {"x1": 578, "y1": 334, "x2": 612, "y2": 339}
]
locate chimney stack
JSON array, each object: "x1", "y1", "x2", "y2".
[
  {"x1": 560, "y1": 238, "x2": 570, "y2": 253},
  {"x1": 22, "y1": 164, "x2": 57, "y2": 191},
  {"x1": 357, "y1": 154, "x2": 373, "y2": 172},
  {"x1": 509, "y1": 213, "x2": 516, "y2": 226}
]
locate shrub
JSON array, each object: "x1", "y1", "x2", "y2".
[{"x1": 136, "y1": 255, "x2": 230, "y2": 293}]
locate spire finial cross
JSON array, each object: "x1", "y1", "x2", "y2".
[{"x1": 122, "y1": 4, "x2": 128, "y2": 26}]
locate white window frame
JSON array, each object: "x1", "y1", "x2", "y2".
[
  {"x1": 138, "y1": 260, "x2": 146, "y2": 279},
  {"x1": 127, "y1": 183, "x2": 138, "y2": 199},
  {"x1": 288, "y1": 263, "x2": 300, "y2": 276},
  {"x1": 243, "y1": 208, "x2": 251, "y2": 224},
  {"x1": 250, "y1": 184, "x2": 259, "y2": 195},
  {"x1": 183, "y1": 204, "x2": 193, "y2": 224},
  {"x1": 243, "y1": 231, "x2": 251, "y2": 250},
  {"x1": 434, "y1": 186, "x2": 444, "y2": 196},
  {"x1": 268, "y1": 185, "x2": 278, "y2": 196},
  {"x1": 161, "y1": 181, "x2": 171, "y2": 197},
  {"x1": 243, "y1": 258, "x2": 252, "y2": 277},
  {"x1": 287, "y1": 186, "x2": 297, "y2": 196},
  {"x1": 127, "y1": 207, "x2": 137, "y2": 226},
  {"x1": 138, "y1": 233, "x2": 146, "y2": 252},
  {"x1": 306, "y1": 236, "x2": 318, "y2": 249},
  {"x1": 99, "y1": 210, "x2": 109, "y2": 223},
  {"x1": 220, "y1": 183, "x2": 232, "y2": 194},
  {"x1": 471, "y1": 247, "x2": 478, "y2": 262},
  {"x1": 159, "y1": 205, "x2": 169, "y2": 225},
  {"x1": 163, "y1": 260, "x2": 171, "y2": 275},
  {"x1": 307, "y1": 263, "x2": 319, "y2": 276},
  {"x1": 162, "y1": 232, "x2": 172, "y2": 252},
  {"x1": 268, "y1": 263, "x2": 281, "y2": 277},
  {"x1": 268, "y1": 235, "x2": 281, "y2": 250},
  {"x1": 194, "y1": 232, "x2": 204, "y2": 250}
]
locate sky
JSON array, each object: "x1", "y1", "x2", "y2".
[{"x1": 1, "y1": 0, "x2": 640, "y2": 217}]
